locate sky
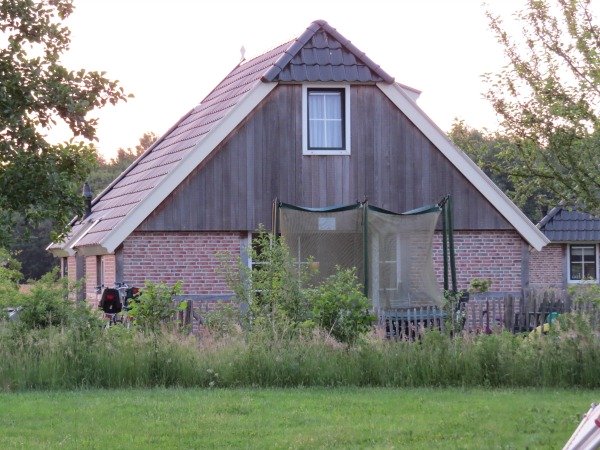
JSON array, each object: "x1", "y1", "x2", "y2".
[{"x1": 58, "y1": 0, "x2": 532, "y2": 160}]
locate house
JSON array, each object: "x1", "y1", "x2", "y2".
[
  {"x1": 48, "y1": 20, "x2": 549, "y2": 306},
  {"x1": 530, "y1": 205, "x2": 600, "y2": 288}
]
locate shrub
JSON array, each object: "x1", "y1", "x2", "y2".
[
  {"x1": 0, "y1": 248, "x2": 24, "y2": 319},
  {"x1": 221, "y1": 228, "x2": 314, "y2": 340},
  {"x1": 17, "y1": 271, "x2": 71, "y2": 328},
  {"x1": 128, "y1": 280, "x2": 184, "y2": 333},
  {"x1": 568, "y1": 282, "x2": 600, "y2": 307},
  {"x1": 308, "y1": 267, "x2": 374, "y2": 345},
  {"x1": 203, "y1": 303, "x2": 242, "y2": 338}
]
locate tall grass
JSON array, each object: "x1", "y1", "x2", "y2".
[{"x1": 1, "y1": 319, "x2": 599, "y2": 391}]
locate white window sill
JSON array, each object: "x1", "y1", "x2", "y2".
[{"x1": 303, "y1": 149, "x2": 351, "y2": 156}]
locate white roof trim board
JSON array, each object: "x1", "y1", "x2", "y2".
[
  {"x1": 376, "y1": 82, "x2": 549, "y2": 251},
  {"x1": 77, "y1": 79, "x2": 547, "y2": 254},
  {"x1": 98, "y1": 81, "x2": 277, "y2": 254},
  {"x1": 51, "y1": 20, "x2": 549, "y2": 255}
]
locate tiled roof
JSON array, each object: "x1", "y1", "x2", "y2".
[
  {"x1": 538, "y1": 206, "x2": 600, "y2": 241},
  {"x1": 263, "y1": 20, "x2": 394, "y2": 84},
  {"x1": 71, "y1": 40, "x2": 293, "y2": 248},
  {"x1": 53, "y1": 20, "x2": 398, "y2": 252}
]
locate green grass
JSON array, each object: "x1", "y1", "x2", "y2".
[{"x1": 0, "y1": 388, "x2": 596, "y2": 449}]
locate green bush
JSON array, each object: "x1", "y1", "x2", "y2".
[
  {"x1": 308, "y1": 267, "x2": 374, "y2": 344},
  {"x1": 221, "y1": 229, "x2": 314, "y2": 340},
  {"x1": 203, "y1": 303, "x2": 241, "y2": 338},
  {"x1": 128, "y1": 280, "x2": 184, "y2": 333},
  {"x1": 0, "y1": 248, "x2": 24, "y2": 319}
]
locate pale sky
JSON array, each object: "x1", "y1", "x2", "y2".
[{"x1": 58, "y1": 0, "x2": 531, "y2": 160}]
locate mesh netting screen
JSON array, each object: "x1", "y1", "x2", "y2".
[
  {"x1": 279, "y1": 203, "x2": 442, "y2": 310},
  {"x1": 279, "y1": 206, "x2": 364, "y2": 285},
  {"x1": 367, "y1": 208, "x2": 441, "y2": 309}
]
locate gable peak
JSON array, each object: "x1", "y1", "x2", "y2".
[{"x1": 262, "y1": 20, "x2": 394, "y2": 84}]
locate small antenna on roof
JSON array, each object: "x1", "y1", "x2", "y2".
[{"x1": 240, "y1": 45, "x2": 246, "y2": 63}]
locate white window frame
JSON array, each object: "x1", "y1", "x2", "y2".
[
  {"x1": 302, "y1": 84, "x2": 351, "y2": 156},
  {"x1": 567, "y1": 243, "x2": 599, "y2": 284}
]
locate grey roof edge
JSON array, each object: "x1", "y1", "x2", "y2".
[
  {"x1": 537, "y1": 203, "x2": 564, "y2": 229},
  {"x1": 396, "y1": 81, "x2": 421, "y2": 95},
  {"x1": 262, "y1": 19, "x2": 395, "y2": 84}
]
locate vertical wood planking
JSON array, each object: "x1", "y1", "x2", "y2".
[{"x1": 139, "y1": 85, "x2": 513, "y2": 232}]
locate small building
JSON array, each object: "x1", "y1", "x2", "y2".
[
  {"x1": 530, "y1": 205, "x2": 600, "y2": 288},
  {"x1": 48, "y1": 20, "x2": 549, "y2": 305}
]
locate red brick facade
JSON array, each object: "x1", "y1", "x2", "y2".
[
  {"x1": 121, "y1": 231, "x2": 243, "y2": 294},
  {"x1": 85, "y1": 256, "x2": 97, "y2": 302},
  {"x1": 67, "y1": 256, "x2": 77, "y2": 285},
  {"x1": 82, "y1": 255, "x2": 117, "y2": 305},
  {"x1": 529, "y1": 243, "x2": 565, "y2": 288},
  {"x1": 432, "y1": 230, "x2": 523, "y2": 293}
]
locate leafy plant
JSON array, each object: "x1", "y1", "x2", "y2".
[
  {"x1": 469, "y1": 278, "x2": 492, "y2": 294},
  {"x1": 442, "y1": 290, "x2": 466, "y2": 336},
  {"x1": 221, "y1": 228, "x2": 314, "y2": 340},
  {"x1": 203, "y1": 303, "x2": 241, "y2": 338},
  {"x1": 128, "y1": 281, "x2": 184, "y2": 333},
  {"x1": 568, "y1": 282, "x2": 600, "y2": 308},
  {"x1": 308, "y1": 267, "x2": 374, "y2": 345}
]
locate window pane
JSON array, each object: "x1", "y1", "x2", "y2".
[
  {"x1": 571, "y1": 264, "x2": 582, "y2": 280},
  {"x1": 584, "y1": 264, "x2": 596, "y2": 278},
  {"x1": 324, "y1": 93, "x2": 342, "y2": 119},
  {"x1": 570, "y1": 246, "x2": 597, "y2": 280},
  {"x1": 307, "y1": 89, "x2": 344, "y2": 149},
  {"x1": 308, "y1": 94, "x2": 324, "y2": 119}
]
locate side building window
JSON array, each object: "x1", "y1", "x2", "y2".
[
  {"x1": 302, "y1": 85, "x2": 350, "y2": 155},
  {"x1": 569, "y1": 244, "x2": 597, "y2": 281}
]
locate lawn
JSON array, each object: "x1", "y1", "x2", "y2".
[{"x1": 0, "y1": 388, "x2": 596, "y2": 449}]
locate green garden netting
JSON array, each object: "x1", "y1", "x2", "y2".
[{"x1": 278, "y1": 202, "x2": 444, "y2": 310}]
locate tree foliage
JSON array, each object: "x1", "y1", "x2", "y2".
[
  {"x1": 485, "y1": 0, "x2": 600, "y2": 214},
  {"x1": 87, "y1": 132, "x2": 156, "y2": 195},
  {"x1": 0, "y1": 0, "x2": 128, "y2": 243},
  {"x1": 448, "y1": 120, "x2": 550, "y2": 221}
]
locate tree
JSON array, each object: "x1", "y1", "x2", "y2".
[
  {"x1": 88, "y1": 131, "x2": 157, "y2": 195},
  {"x1": 448, "y1": 120, "x2": 551, "y2": 221},
  {"x1": 9, "y1": 131, "x2": 156, "y2": 281},
  {"x1": 485, "y1": 0, "x2": 600, "y2": 214},
  {"x1": 0, "y1": 0, "x2": 129, "y2": 244}
]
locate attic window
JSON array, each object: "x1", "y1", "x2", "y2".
[{"x1": 302, "y1": 85, "x2": 350, "y2": 155}]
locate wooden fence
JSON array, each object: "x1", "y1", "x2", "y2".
[
  {"x1": 378, "y1": 306, "x2": 445, "y2": 340},
  {"x1": 379, "y1": 288, "x2": 599, "y2": 339}
]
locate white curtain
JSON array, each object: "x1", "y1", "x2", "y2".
[{"x1": 308, "y1": 91, "x2": 342, "y2": 148}]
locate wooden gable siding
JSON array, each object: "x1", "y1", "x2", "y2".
[{"x1": 138, "y1": 85, "x2": 511, "y2": 232}]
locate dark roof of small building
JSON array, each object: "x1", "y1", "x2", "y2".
[{"x1": 538, "y1": 205, "x2": 600, "y2": 241}]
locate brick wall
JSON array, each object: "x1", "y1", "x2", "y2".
[
  {"x1": 432, "y1": 230, "x2": 523, "y2": 293},
  {"x1": 121, "y1": 231, "x2": 243, "y2": 294},
  {"x1": 85, "y1": 256, "x2": 97, "y2": 304},
  {"x1": 67, "y1": 256, "x2": 77, "y2": 284},
  {"x1": 529, "y1": 243, "x2": 565, "y2": 288},
  {"x1": 103, "y1": 254, "x2": 116, "y2": 287}
]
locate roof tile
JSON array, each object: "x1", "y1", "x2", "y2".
[{"x1": 539, "y1": 206, "x2": 600, "y2": 241}]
